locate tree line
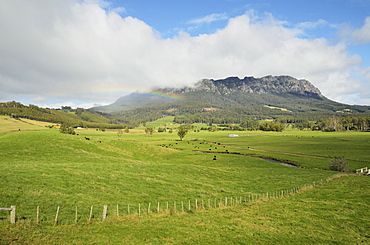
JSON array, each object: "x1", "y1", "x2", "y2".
[
  {"x1": 289, "y1": 116, "x2": 370, "y2": 132},
  {"x1": 198, "y1": 116, "x2": 370, "y2": 132}
]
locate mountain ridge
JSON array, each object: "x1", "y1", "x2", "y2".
[
  {"x1": 91, "y1": 75, "x2": 327, "y2": 113},
  {"x1": 160, "y1": 75, "x2": 323, "y2": 98}
]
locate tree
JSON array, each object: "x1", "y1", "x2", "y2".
[
  {"x1": 145, "y1": 126, "x2": 154, "y2": 136},
  {"x1": 61, "y1": 106, "x2": 72, "y2": 110},
  {"x1": 117, "y1": 129, "x2": 123, "y2": 137},
  {"x1": 59, "y1": 123, "x2": 75, "y2": 135},
  {"x1": 329, "y1": 156, "x2": 349, "y2": 172},
  {"x1": 177, "y1": 126, "x2": 188, "y2": 141},
  {"x1": 208, "y1": 125, "x2": 218, "y2": 132},
  {"x1": 124, "y1": 126, "x2": 129, "y2": 133},
  {"x1": 240, "y1": 120, "x2": 259, "y2": 130},
  {"x1": 259, "y1": 121, "x2": 285, "y2": 132}
]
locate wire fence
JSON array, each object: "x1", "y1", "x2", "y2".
[{"x1": 0, "y1": 174, "x2": 347, "y2": 226}]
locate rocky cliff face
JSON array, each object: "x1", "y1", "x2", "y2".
[{"x1": 161, "y1": 75, "x2": 323, "y2": 98}]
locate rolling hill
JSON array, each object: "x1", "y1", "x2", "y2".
[{"x1": 0, "y1": 101, "x2": 126, "y2": 129}]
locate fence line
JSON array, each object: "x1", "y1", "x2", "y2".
[{"x1": 0, "y1": 174, "x2": 347, "y2": 225}]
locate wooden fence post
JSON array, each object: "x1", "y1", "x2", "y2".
[
  {"x1": 10, "y1": 206, "x2": 16, "y2": 224},
  {"x1": 54, "y1": 206, "x2": 60, "y2": 226},
  {"x1": 0, "y1": 206, "x2": 16, "y2": 224},
  {"x1": 102, "y1": 205, "x2": 107, "y2": 222},
  {"x1": 75, "y1": 206, "x2": 78, "y2": 223},
  {"x1": 36, "y1": 206, "x2": 39, "y2": 224},
  {"x1": 89, "y1": 206, "x2": 93, "y2": 223}
]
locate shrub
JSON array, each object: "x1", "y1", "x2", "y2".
[
  {"x1": 59, "y1": 123, "x2": 75, "y2": 135},
  {"x1": 329, "y1": 156, "x2": 349, "y2": 172}
]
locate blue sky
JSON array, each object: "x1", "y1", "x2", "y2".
[
  {"x1": 0, "y1": 0, "x2": 369, "y2": 108},
  {"x1": 112, "y1": 0, "x2": 369, "y2": 59},
  {"x1": 112, "y1": 0, "x2": 368, "y2": 37}
]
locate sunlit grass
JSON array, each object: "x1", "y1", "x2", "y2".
[
  {"x1": 0, "y1": 117, "x2": 369, "y2": 243},
  {"x1": 0, "y1": 116, "x2": 52, "y2": 133},
  {"x1": 1, "y1": 175, "x2": 368, "y2": 244}
]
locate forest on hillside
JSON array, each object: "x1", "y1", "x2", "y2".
[
  {"x1": 1, "y1": 101, "x2": 370, "y2": 132},
  {"x1": 0, "y1": 101, "x2": 128, "y2": 129}
]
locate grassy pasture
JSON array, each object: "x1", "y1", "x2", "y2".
[
  {"x1": 0, "y1": 116, "x2": 52, "y2": 134},
  {"x1": 144, "y1": 116, "x2": 176, "y2": 128},
  {"x1": 116, "y1": 122, "x2": 369, "y2": 171},
  {"x1": 1, "y1": 175, "x2": 369, "y2": 244},
  {"x1": 182, "y1": 129, "x2": 370, "y2": 171},
  {"x1": 0, "y1": 116, "x2": 369, "y2": 243},
  {"x1": 0, "y1": 129, "x2": 335, "y2": 224}
]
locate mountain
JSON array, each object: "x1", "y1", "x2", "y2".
[
  {"x1": 89, "y1": 75, "x2": 370, "y2": 125},
  {"x1": 91, "y1": 75, "x2": 337, "y2": 113},
  {"x1": 163, "y1": 75, "x2": 323, "y2": 99},
  {"x1": 3, "y1": 75, "x2": 369, "y2": 128}
]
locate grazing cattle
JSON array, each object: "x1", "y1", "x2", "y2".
[
  {"x1": 85, "y1": 137, "x2": 90, "y2": 140},
  {"x1": 97, "y1": 140, "x2": 102, "y2": 143}
]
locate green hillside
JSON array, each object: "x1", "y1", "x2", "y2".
[
  {"x1": 0, "y1": 101, "x2": 127, "y2": 129},
  {"x1": 0, "y1": 117, "x2": 369, "y2": 243}
]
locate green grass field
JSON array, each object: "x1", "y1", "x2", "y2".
[
  {"x1": 1, "y1": 175, "x2": 369, "y2": 244},
  {"x1": 0, "y1": 116, "x2": 52, "y2": 134},
  {"x1": 0, "y1": 116, "x2": 369, "y2": 244}
]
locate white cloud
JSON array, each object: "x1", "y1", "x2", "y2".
[
  {"x1": 295, "y1": 19, "x2": 336, "y2": 30},
  {"x1": 339, "y1": 16, "x2": 370, "y2": 45},
  {"x1": 188, "y1": 13, "x2": 229, "y2": 25},
  {"x1": 0, "y1": 0, "x2": 369, "y2": 108},
  {"x1": 39, "y1": 101, "x2": 109, "y2": 109},
  {"x1": 351, "y1": 16, "x2": 370, "y2": 44}
]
